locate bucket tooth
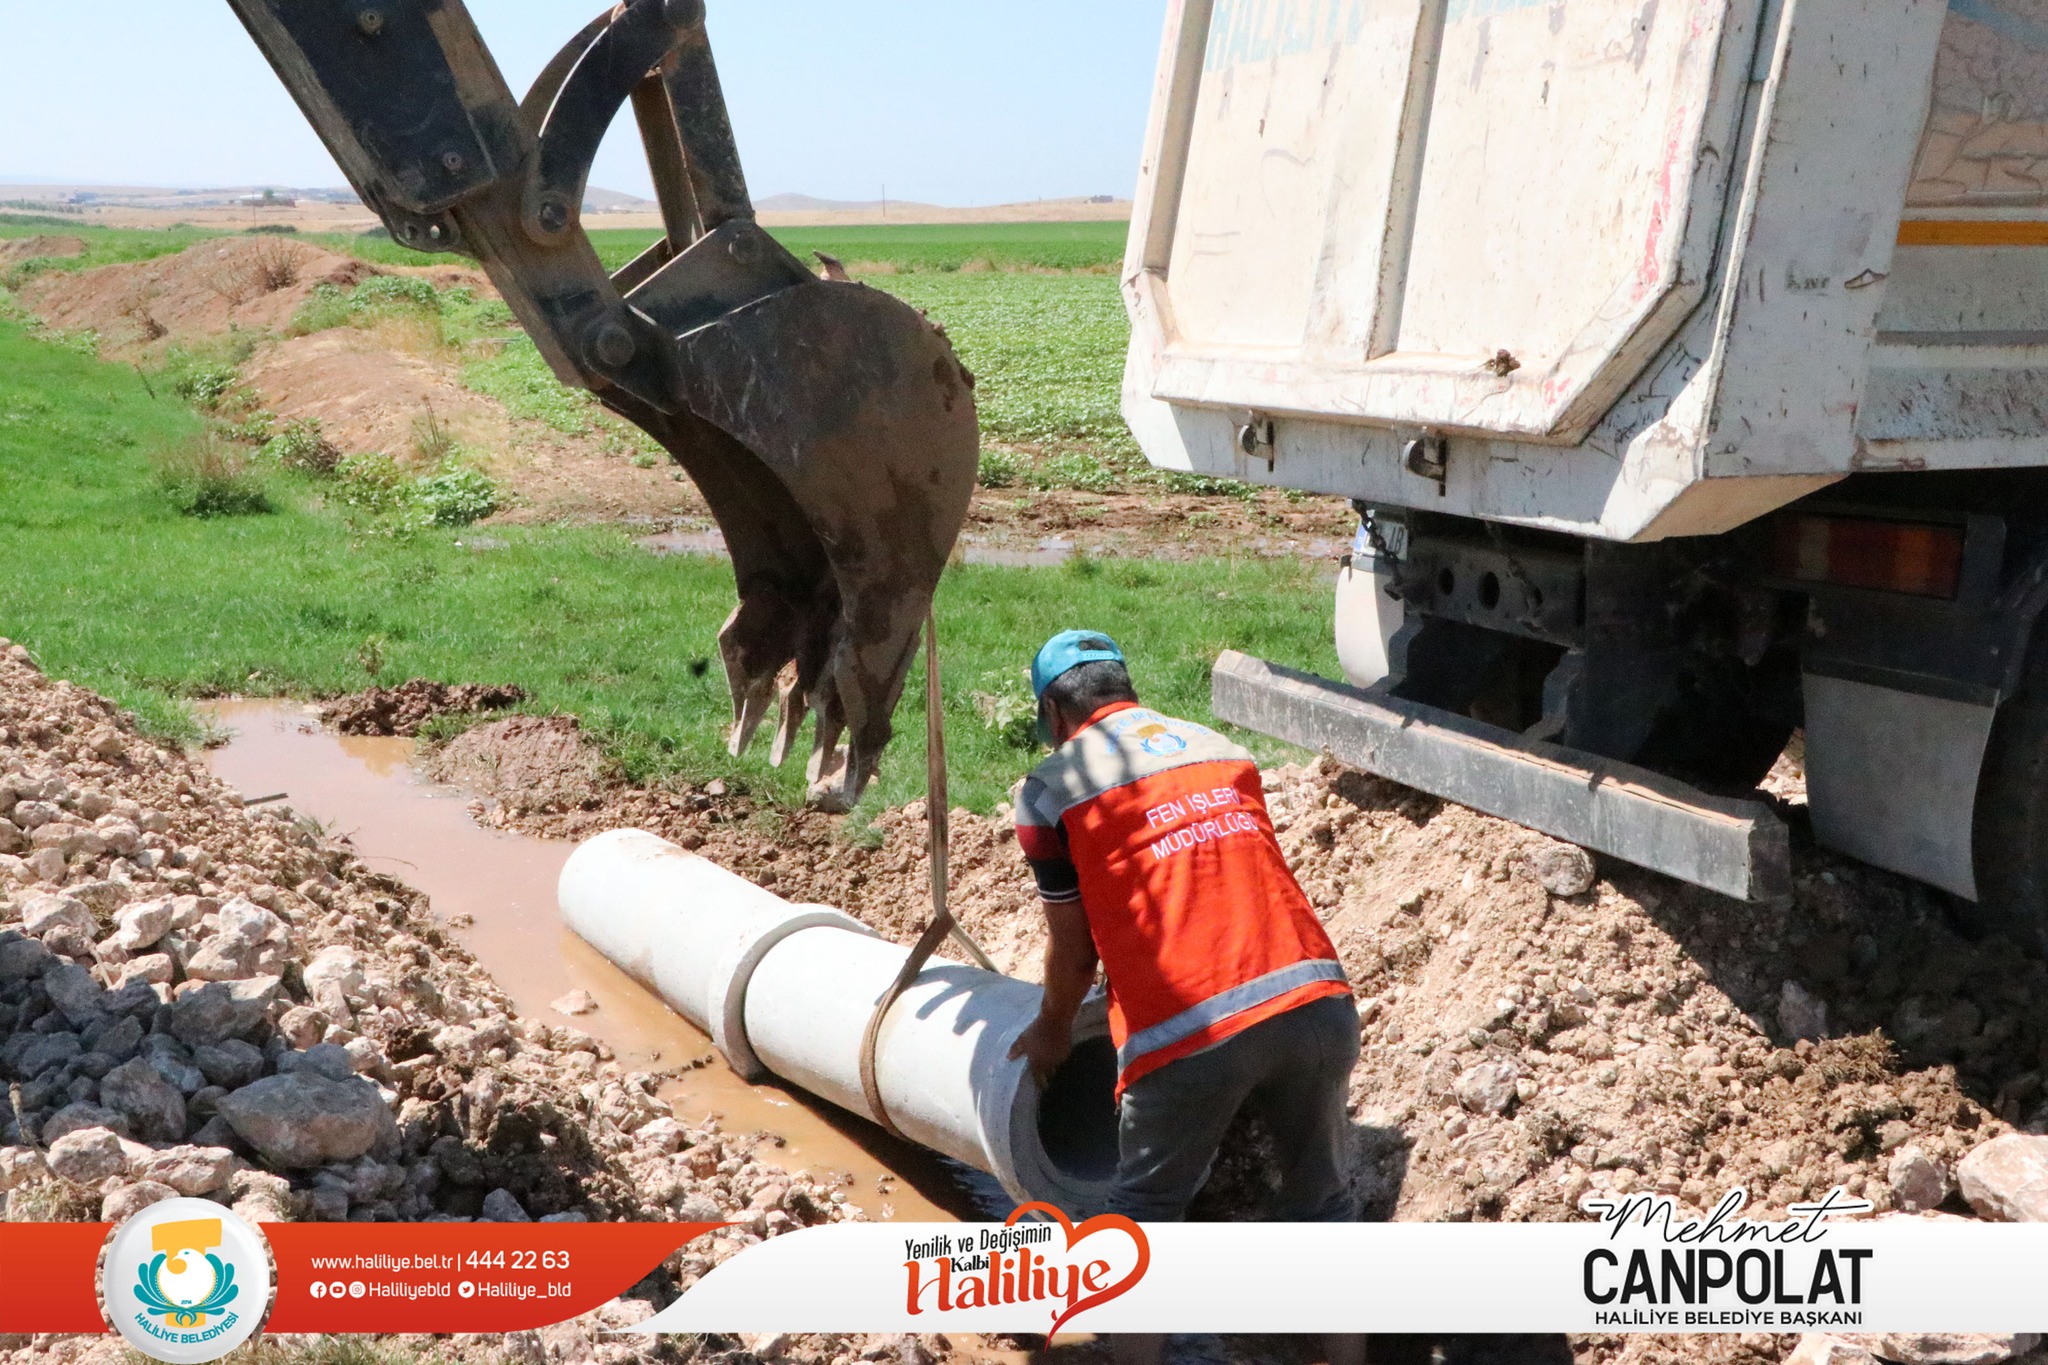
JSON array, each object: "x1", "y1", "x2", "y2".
[{"x1": 769, "y1": 675, "x2": 808, "y2": 768}]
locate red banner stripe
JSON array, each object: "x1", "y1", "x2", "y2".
[{"x1": 0, "y1": 1224, "x2": 113, "y2": 1333}]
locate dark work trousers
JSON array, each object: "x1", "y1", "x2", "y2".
[{"x1": 1106, "y1": 993, "x2": 1361, "y2": 1222}]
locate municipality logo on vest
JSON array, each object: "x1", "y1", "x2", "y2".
[{"x1": 105, "y1": 1198, "x2": 273, "y2": 1362}]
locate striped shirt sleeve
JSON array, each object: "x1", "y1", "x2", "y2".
[{"x1": 1013, "y1": 774, "x2": 1081, "y2": 904}]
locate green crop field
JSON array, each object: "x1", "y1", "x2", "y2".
[
  {"x1": 0, "y1": 313, "x2": 1333, "y2": 815},
  {"x1": 0, "y1": 215, "x2": 228, "y2": 274},
  {"x1": 329, "y1": 218, "x2": 1128, "y2": 275},
  {"x1": 3, "y1": 217, "x2": 1144, "y2": 482}
]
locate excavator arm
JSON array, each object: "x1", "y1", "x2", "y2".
[{"x1": 224, "y1": 0, "x2": 979, "y2": 808}]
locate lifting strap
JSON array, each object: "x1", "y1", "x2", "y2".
[{"x1": 857, "y1": 605, "x2": 997, "y2": 1139}]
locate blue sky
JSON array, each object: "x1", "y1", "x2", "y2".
[{"x1": 0, "y1": 0, "x2": 1169, "y2": 205}]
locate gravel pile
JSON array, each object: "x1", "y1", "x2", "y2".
[{"x1": 0, "y1": 642, "x2": 941, "y2": 1365}]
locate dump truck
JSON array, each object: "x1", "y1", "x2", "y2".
[{"x1": 1120, "y1": 0, "x2": 2048, "y2": 940}]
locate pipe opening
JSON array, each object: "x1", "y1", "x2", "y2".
[{"x1": 1034, "y1": 1035, "x2": 1121, "y2": 1183}]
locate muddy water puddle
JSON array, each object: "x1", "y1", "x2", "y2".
[{"x1": 200, "y1": 700, "x2": 985, "y2": 1221}]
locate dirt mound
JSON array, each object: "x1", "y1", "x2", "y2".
[
  {"x1": 18, "y1": 237, "x2": 371, "y2": 352},
  {"x1": 0, "y1": 235, "x2": 84, "y2": 266},
  {"x1": 437, "y1": 708, "x2": 2048, "y2": 1364},
  {"x1": 12, "y1": 237, "x2": 499, "y2": 358},
  {"x1": 428, "y1": 714, "x2": 612, "y2": 814},
  {"x1": 244, "y1": 328, "x2": 503, "y2": 463},
  {"x1": 241, "y1": 330, "x2": 708, "y2": 520},
  {"x1": 321, "y1": 678, "x2": 526, "y2": 736}
]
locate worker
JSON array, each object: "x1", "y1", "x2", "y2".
[{"x1": 1006, "y1": 630, "x2": 1365, "y2": 1364}]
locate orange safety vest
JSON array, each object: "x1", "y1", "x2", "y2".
[{"x1": 1014, "y1": 702, "x2": 1350, "y2": 1095}]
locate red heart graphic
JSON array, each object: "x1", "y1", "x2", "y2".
[{"x1": 1007, "y1": 1202, "x2": 1152, "y2": 1338}]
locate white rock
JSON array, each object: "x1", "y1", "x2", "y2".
[
  {"x1": 1958, "y1": 1135, "x2": 2048, "y2": 1223},
  {"x1": 184, "y1": 933, "x2": 261, "y2": 982},
  {"x1": 1889, "y1": 1146, "x2": 1953, "y2": 1214},
  {"x1": 342, "y1": 1037, "x2": 389, "y2": 1078},
  {"x1": 303, "y1": 945, "x2": 365, "y2": 999},
  {"x1": 116, "y1": 953, "x2": 174, "y2": 989},
  {"x1": 675, "y1": 1194, "x2": 722, "y2": 1223},
  {"x1": 46, "y1": 1127, "x2": 129, "y2": 1184},
  {"x1": 278, "y1": 1005, "x2": 328, "y2": 1050},
  {"x1": 550, "y1": 990, "x2": 598, "y2": 1017},
  {"x1": 132, "y1": 1145, "x2": 239, "y2": 1196},
  {"x1": 112, "y1": 898, "x2": 173, "y2": 953},
  {"x1": 432, "y1": 1025, "x2": 479, "y2": 1066},
  {"x1": 101, "y1": 1180, "x2": 178, "y2": 1223},
  {"x1": 636, "y1": 1118, "x2": 688, "y2": 1154},
  {"x1": 0, "y1": 1146, "x2": 44, "y2": 1190},
  {"x1": 214, "y1": 897, "x2": 285, "y2": 950},
  {"x1": 1453, "y1": 1061, "x2": 1520, "y2": 1115},
  {"x1": 22, "y1": 895, "x2": 92, "y2": 939}
]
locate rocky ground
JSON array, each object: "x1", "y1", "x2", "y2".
[
  {"x1": 0, "y1": 644, "x2": 982, "y2": 1365},
  {"x1": 414, "y1": 703, "x2": 2048, "y2": 1365}
]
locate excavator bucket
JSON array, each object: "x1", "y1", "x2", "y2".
[{"x1": 223, "y1": 0, "x2": 979, "y2": 808}]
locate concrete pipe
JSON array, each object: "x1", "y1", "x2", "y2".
[{"x1": 557, "y1": 829, "x2": 1118, "y2": 1211}]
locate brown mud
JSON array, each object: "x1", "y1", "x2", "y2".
[{"x1": 321, "y1": 678, "x2": 527, "y2": 737}]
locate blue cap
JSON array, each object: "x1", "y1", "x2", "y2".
[{"x1": 1031, "y1": 629, "x2": 1126, "y2": 701}]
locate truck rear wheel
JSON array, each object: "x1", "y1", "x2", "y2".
[{"x1": 1973, "y1": 641, "x2": 2048, "y2": 954}]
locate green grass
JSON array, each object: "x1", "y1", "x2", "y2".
[
  {"x1": 456, "y1": 272, "x2": 1138, "y2": 477},
  {"x1": 3, "y1": 217, "x2": 1129, "y2": 278},
  {"x1": 0, "y1": 317, "x2": 1333, "y2": 814},
  {"x1": 295, "y1": 240, "x2": 1141, "y2": 478},
  {"x1": 330, "y1": 219, "x2": 1128, "y2": 275},
  {"x1": 0, "y1": 218, "x2": 224, "y2": 279},
  {"x1": 3, "y1": 219, "x2": 1147, "y2": 483},
  {"x1": 881, "y1": 272, "x2": 1135, "y2": 460}
]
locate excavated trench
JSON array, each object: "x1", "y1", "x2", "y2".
[{"x1": 200, "y1": 699, "x2": 998, "y2": 1222}]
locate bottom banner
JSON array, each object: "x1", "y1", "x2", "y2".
[
  {"x1": 10, "y1": 1189, "x2": 2046, "y2": 1353},
  {"x1": 633, "y1": 1192, "x2": 2048, "y2": 1338}
]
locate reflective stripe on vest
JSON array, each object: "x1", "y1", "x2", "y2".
[{"x1": 1116, "y1": 958, "x2": 1351, "y2": 1072}]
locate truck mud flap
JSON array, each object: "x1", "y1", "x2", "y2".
[{"x1": 1212, "y1": 651, "x2": 1791, "y2": 904}]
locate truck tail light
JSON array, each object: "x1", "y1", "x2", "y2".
[{"x1": 1772, "y1": 515, "x2": 1964, "y2": 599}]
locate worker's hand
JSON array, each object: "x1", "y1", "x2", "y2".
[{"x1": 1009, "y1": 1013, "x2": 1074, "y2": 1085}]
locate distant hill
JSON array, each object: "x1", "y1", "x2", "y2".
[
  {"x1": 758, "y1": 193, "x2": 890, "y2": 213},
  {"x1": 582, "y1": 186, "x2": 655, "y2": 212}
]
